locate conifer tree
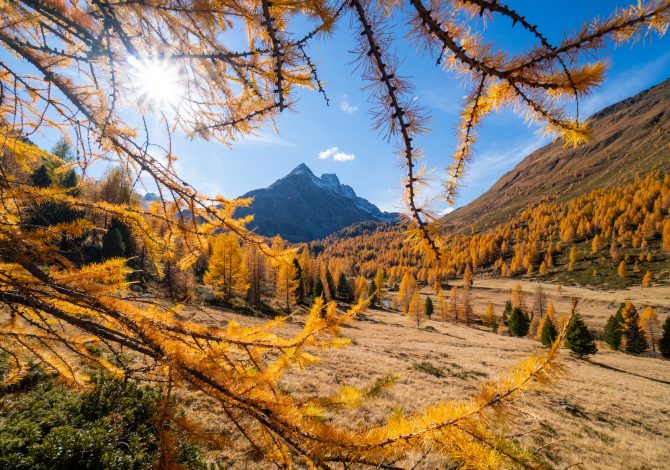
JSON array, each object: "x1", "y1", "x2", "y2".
[
  {"x1": 448, "y1": 286, "x2": 459, "y2": 322},
  {"x1": 642, "y1": 270, "x2": 653, "y2": 287},
  {"x1": 51, "y1": 136, "x2": 75, "y2": 161},
  {"x1": 398, "y1": 272, "x2": 418, "y2": 314},
  {"x1": 530, "y1": 284, "x2": 546, "y2": 337},
  {"x1": 102, "y1": 218, "x2": 135, "y2": 261},
  {"x1": 508, "y1": 308, "x2": 529, "y2": 337},
  {"x1": 354, "y1": 275, "x2": 369, "y2": 302},
  {"x1": 621, "y1": 302, "x2": 648, "y2": 354},
  {"x1": 337, "y1": 272, "x2": 354, "y2": 303},
  {"x1": 435, "y1": 289, "x2": 447, "y2": 321},
  {"x1": 502, "y1": 300, "x2": 513, "y2": 327},
  {"x1": 424, "y1": 296, "x2": 434, "y2": 319},
  {"x1": 591, "y1": 234, "x2": 601, "y2": 254},
  {"x1": 276, "y1": 260, "x2": 299, "y2": 313},
  {"x1": 610, "y1": 241, "x2": 621, "y2": 262},
  {"x1": 407, "y1": 291, "x2": 425, "y2": 329},
  {"x1": 102, "y1": 226, "x2": 127, "y2": 259},
  {"x1": 246, "y1": 245, "x2": 267, "y2": 309},
  {"x1": 325, "y1": 268, "x2": 337, "y2": 301},
  {"x1": 617, "y1": 260, "x2": 627, "y2": 277},
  {"x1": 604, "y1": 305, "x2": 624, "y2": 351},
  {"x1": 568, "y1": 246, "x2": 579, "y2": 271},
  {"x1": 60, "y1": 169, "x2": 80, "y2": 193},
  {"x1": 374, "y1": 269, "x2": 386, "y2": 305},
  {"x1": 659, "y1": 317, "x2": 670, "y2": 359},
  {"x1": 292, "y1": 258, "x2": 304, "y2": 305},
  {"x1": 368, "y1": 279, "x2": 378, "y2": 306},
  {"x1": 460, "y1": 285, "x2": 473, "y2": 325},
  {"x1": 639, "y1": 306, "x2": 659, "y2": 356},
  {"x1": 204, "y1": 233, "x2": 249, "y2": 301},
  {"x1": 540, "y1": 315, "x2": 558, "y2": 347},
  {"x1": 565, "y1": 312, "x2": 597, "y2": 358},
  {"x1": 30, "y1": 164, "x2": 52, "y2": 188},
  {"x1": 511, "y1": 283, "x2": 526, "y2": 311},
  {"x1": 483, "y1": 302, "x2": 495, "y2": 328},
  {"x1": 463, "y1": 264, "x2": 473, "y2": 287},
  {"x1": 312, "y1": 277, "x2": 324, "y2": 299}
]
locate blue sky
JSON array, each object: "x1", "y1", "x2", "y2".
[
  {"x1": 173, "y1": 0, "x2": 670, "y2": 213},
  {"x1": 8, "y1": 1, "x2": 670, "y2": 213}
]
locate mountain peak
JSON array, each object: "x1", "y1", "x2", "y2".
[
  {"x1": 289, "y1": 163, "x2": 314, "y2": 177},
  {"x1": 238, "y1": 163, "x2": 399, "y2": 242}
]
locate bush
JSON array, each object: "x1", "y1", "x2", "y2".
[{"x1": 0, "y1": 373, "x2": 205, "y2": 470}]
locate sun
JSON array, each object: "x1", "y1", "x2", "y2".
[{"x1": 127, "y1": 55, "x2": 184, "y2": 109}]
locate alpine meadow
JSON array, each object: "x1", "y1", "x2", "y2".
[{"x1": 1, "y1": 0, "x2": 670, "y2": 469}]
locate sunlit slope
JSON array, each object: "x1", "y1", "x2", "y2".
[{"x1": 443, "y1": 77, "x2": 670, "y2": 232}]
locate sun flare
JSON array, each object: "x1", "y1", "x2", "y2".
[{"x1": 128, "y1": 55, "x2": 184, "y2": 108}]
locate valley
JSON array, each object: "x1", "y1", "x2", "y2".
[
  {"x1": 2, "y1": 2, "x2": 670, "y2": 468},
  {"x1": 177, "y1": 286, "x2": 670, "y2": 469}
]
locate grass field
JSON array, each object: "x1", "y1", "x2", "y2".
[{"x1": 179, "y1": 281, "x2": 670, "y2": 469}]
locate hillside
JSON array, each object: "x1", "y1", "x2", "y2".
[
  {"x1": 235, "y1": 164, "x2": 398, "y2": 242},
  {"x1": 443, "y1": 77, "x2": 670, "y2": 232}
]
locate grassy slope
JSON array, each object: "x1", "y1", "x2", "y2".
[{"x1": 442, "y1": 77, "x2": 670, "y2": 233}]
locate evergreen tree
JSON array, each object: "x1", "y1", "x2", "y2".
[
  {"x1": 102, "y1": 227, "x2": 126, "y2": 259},
  {"x1": 292, "y1": 258, "x2": 304, "y2": 304},
  {"x1": 508, "y1": 307, "x2": 529, "y2": 337},
  {"x1": 603, "y1": 304, "x2": 625, "y2": 350},
  {"x1": 312, "y1": 277, "x2": 324, "y2": 299},
  {"x1": 336, "y1": 272, "x2": 353, "y2": 303},
  {"x1": 368, "y1": 279, "x2": 378, "y2": 306},
  {"x1": 540, "y1": 315, "x2": 558, "y2": 347},
  {"x1": 102, "y1": 218, "x2": 135, "y2": 261},
  {"x1": 621, "y1": 302, "x2": 648, "y2": 354},
  {"x1": 325, "y1": 268, "x2": 336, "y2": 301},
  {"x1": 502, "y1": 300, "x2": 512, "y2": 326},
  {"x1": 659, "y1": 317, "x2": 670, "y2": 359},
  {"x1": 565, "y1": 312, "x2": 597, "y2": 358},
  {"x1": 424, "y1": 296, "x2": 433, "y2": 319},
  {"x1": 30, "y1": 164, "x2": 52, "y2": 188},
  {"x1": 51, "y1": 136, "x2": 75, "y2": 161},
  {"x1": 59, "y1": 169, "x2": 81, "y2": 196}
]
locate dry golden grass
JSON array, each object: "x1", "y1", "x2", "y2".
[{"x1": 178, "y1": 281, "x2": 670, "y2": 469}]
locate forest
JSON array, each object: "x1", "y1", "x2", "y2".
[{"x1": 1, "y1": 0, "x2": 669, "y2": 469}]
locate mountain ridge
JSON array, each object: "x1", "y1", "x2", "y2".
[
  {"x1": 236, "y1": 163, "x2": 399, "y2": 242},
  {"x1": 441, "y1": 76, "x2": 670, "y2": 232}
]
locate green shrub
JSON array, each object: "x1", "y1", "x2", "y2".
[
  {"x1": 412, "y1": 361, "x2": 445, "y2": 378},
  {"x1": 0, "y1": 373, "x2": 205, "y2": 470}
]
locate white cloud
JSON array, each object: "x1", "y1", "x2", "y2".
[
  {"x1": 318, "y1": 146, "x2": 338, "y2": 159},
  {"x1": 339, "y1": 95, "x2": 358, "y2": 114},
  {"x1": 333, "y1": 151, "x2": 355, "y2": 162},
  {"x1": 317, "y1": 146, "x2": 355, "y2": 162}
]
